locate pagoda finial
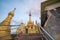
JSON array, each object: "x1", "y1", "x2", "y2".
[
  {"x1": 29, "y1": 11, "x2": 32, "y2": 22},
  {"x1": 29, "y1": 11, "x2": 31, "y2": 16},
  {"x1": 8, "y1": 8, "x2": 16, "y2": 16}
]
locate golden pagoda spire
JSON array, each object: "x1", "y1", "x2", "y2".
[
  {"x1": 28, "y1": 11, "x2": 32, "y2": 23},
  {"x1": 0, "y1": 8, "x2": 16, "y2": 40},
  {"x1": 27, "y1": 11, "x2": 34, "y2": 27},
  {"x1": 0, "y1": 8, "x2": 16, "y2": 25},
  {"x1": 8, "y1": 8, "x2": 16, "y2": 16}
]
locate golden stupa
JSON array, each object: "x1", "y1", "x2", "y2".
[
  {"x1": 0, "y1": 8, "x2": 16, "y2": 40},
  {"x1": 16, "y1": 11, "x2": 40, "y2": 34}
]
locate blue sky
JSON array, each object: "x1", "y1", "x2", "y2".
[{"x1": 0, "y1": 0, "x2": 46, "y2": 34}]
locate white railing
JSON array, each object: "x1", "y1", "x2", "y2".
[{"x1": 39, "y1": 26, "x2": 55, "y2": 40}]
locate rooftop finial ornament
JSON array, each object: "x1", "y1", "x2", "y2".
[
  {"x1": 29, "y1": 10, "x2": 31, "y2": 16},
  {"x1": 9, "y1": 8, "x2": 16, "y2": 16},
  {"x1": 14, "y1": 8, "x2": 16, "y2": 11}
]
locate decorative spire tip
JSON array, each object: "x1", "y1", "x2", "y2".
[
  {"x1": 14, "y1": 8, "x2": 16, "y2": 10},
  {"x1": 29, "y1": 11, "x2": 31, "y2": 16}
]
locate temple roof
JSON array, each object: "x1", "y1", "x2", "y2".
[{"x1": 41, "y1": 0, "x2": 60, "y2": 11}]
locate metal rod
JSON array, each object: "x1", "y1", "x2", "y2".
[{"x1": 0, "y1": 25, "x2": 20, "y2": 26}]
